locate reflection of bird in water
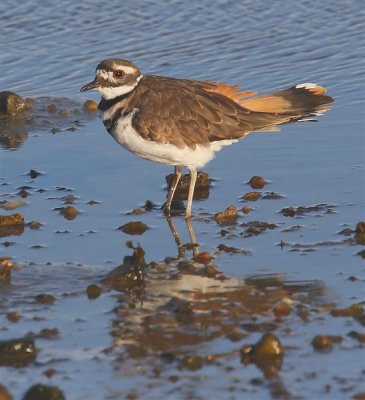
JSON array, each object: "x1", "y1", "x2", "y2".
[
  {"x1": 166, "y1": 215, "x2": 199, "y2": 258},
  {"x1": 81, "y1": 59, "x2": 334, "y2": 217}
]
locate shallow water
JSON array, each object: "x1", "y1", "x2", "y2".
[{"x1": 0, "y1": 1, "x2": 364, "y2": 399}]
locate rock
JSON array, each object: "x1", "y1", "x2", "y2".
[
  {"x1": 248, "y1": 176, "x2": 266, "y2": 189},
  {"x1": 102, "y1": 244, "x2": 146, "y2": 290},
  {"x1": 0, "y1": 385, "x2": 12, "y2": 400},
  {"x1": 0, "y1": 200, "x2": 26, "y2": 211},
  {"x1": 118, "y1": 221, "x2": 148, "y2": 235},
  {"x1": 0, "y1": 258, "x2": 13, "y2": 284},
  {"x1": 35, "y1": 294, "x2": 56, "y2": 304},
  {"x1": 165, "y1": 171, "x2": 210, "y2": 200},
  {"x1": 0, "y1": 214, "x2": 25, "y2": 238},
  {"x1": 59, "y1": 206, "x2": 79, "y2": 220},
  {"x1": 28, "y1": 169, "x2": 42, "y2": 179},
  {"x1": 311, "y1": 335, "x2": 342, "y2": 352},
  {"x1": 0, "y1": 91, "x2": 31, "y2": 117},
  {"x1": 0, "y1": 337, "x2": 36, "y2": 367},
  {"x1": 0, "y1": 213, "x2": 24, "y2": 226},
  {"x1": 217, "y1": 243, "x2": 251, "y2": 255},
  {"x1": 86, "y1": 284, "x2": 102, "y2": 299},
  {"x1": 355, "y1": 221, "x2": 365, "y2": 245},
  {"x1": 241, "y1": 220, "x2": 276, "y2": 237},
  {"x1": 193, "y1": 251, "x2": 213, "y2": 265},
  {"x1": 330, "y1": 303, "x2": 363, "y2": 318},
  {"x1": 181, "y1": 355, "x2": 203, "y2": 370},
  {"x1": 240, "y1": 333, "x2": 284, "y2": 379},
  {"x1": 6, "y1": 311, "x2": 21, "y2": 323},
  {"x1": 83, "y1": 99, "x2": 98, "y2": 112},
  {"x1": 242, "y1": 191, "x2": 261, "y2": 201},
  {"x1": 243, "y1": 333, "x2": 284, "y2": 357},
  {"x1": 241, "y1": 206, "x2": 251, "y2": 214},
  {"x1": 214, "y1": 205, "x2": 238, "y2": 224},
  {"x1": 22, "y1": 384, "x2": 65, "y2": 400},
  {"x1": 47, "y1": 103, "x2": 57, "y2": 113}
]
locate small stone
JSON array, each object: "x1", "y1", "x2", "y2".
[
  {"x1": 330, "y1": 304, "x2": 363, "y2": 318},
  {"x1": 17, "y1": 189, "x2": 30, "y2": 198},
  {"x1": 0, "y1": 91, "x2": 28, "y2": 116},
  {"x1": 355, "y1": 221, "x2": 365, "y2": 234},
  {"x1": 241, "y1": 206, "x2": 251, "y2": 214},
  {"x1": 118, "y1": 221, "x2": 148, "y2": 235},
  {"x1": 214, "y1": 205, "x2": 238, "y2": 223},
  {"x1": 181, "y1": 355, "x2": 203, "y2": 370},
  {"x1": 242, "y1": 191, "x2": 261, "y2": 201},
  {"x1": 35, "y1": 294, "x2": 55, "y2": 305},
  {"x1": 0, "y1": 337, "x2": 36, "y2": 367},
  {"x1": 311, "y1": 335, "x2": 342, "y2": 352},
  {"x1": 29, "y1": 169, "x2": 41, "y2": 179},
  {"x1": 0, "y1": 213, "x2": 24, "y2": 227},
  {"x1": 273, "y1": 304, "x2": 292, "y2": 318},
  {"x1": 22, "y1": 384, "x2": 65, "y2": 400},
  {"x1": 59, "y1": 206, "x2": 79, "y2": 220},
  {"x1": 1, "y1": 200, "x2": 26, "y2": 211},
  {"x1": 83, "y1": 100, "x2": 98, "y2": 112},
  {"x1": 47, "y1": 103, "x2": 57, "y2": 113},
  {"x1": 194, "y1": 251, "x2": 213, "y2": 265},
  {"x1": 0, "y1": 385, "x2": 12, "y2": 400},
  {"x1": 86, "y1": 284, "x2": 102, "y2": 300},
  {"x1": 58, "y1": 109, "x2": 69, "y2": 117},
  {"x1": 28, "y1": 221, "x2": 42, "y2": 230},
  {"x1": 248, "y1": 176, "x2": 266, "y2": 189},
  {"x1": 247, "y1": 333, "x2": 284, "y2": 357},
  {"x1": 7, "y1": 311, "x2": 21, "y2": 323}
]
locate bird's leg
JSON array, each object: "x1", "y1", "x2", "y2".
[
  {"x1": 185, "y1": 167, "x2": 197, "y2": 219},
  {"x1": 165, "y1": 166, "x2": 182, "y2": 215}
]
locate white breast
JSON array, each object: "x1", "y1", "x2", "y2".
[{"x1": 106, "y1": 110, "x2": 236, "y2": 169}]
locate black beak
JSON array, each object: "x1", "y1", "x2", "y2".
[{"x1": 80, "y1": 79, "x2": 99, "y2": 92}]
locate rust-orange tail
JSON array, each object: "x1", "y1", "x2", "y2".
[{"x1": 208, "y1": 81, "x2": 334, "y2": 122}]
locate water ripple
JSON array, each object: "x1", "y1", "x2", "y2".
[{"x1": 0, "y1": 0, "x2": 363, "y2": 105}]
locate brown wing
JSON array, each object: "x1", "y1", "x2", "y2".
[{"x1": 128, "y1": 76, "x2": 296, "y2": 149}]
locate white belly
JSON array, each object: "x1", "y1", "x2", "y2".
[{"x1": 106, "y1": 110, "x2": 236, "y2": 169}]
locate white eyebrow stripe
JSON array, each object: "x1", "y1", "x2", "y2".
[
  {"x1": 118, "y1": 65, "x2": 137, "y2": 74},
  {"x1": 96, "y1": 66, "x2": 137, "y2": 77}
]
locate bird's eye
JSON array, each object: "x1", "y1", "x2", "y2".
[{"x1": 113, "y1": 70, "x2": 125, "y2": 79}]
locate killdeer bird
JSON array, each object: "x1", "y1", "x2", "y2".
[{"x1": 81, "y1": 59, "x2": 333, "y2": 218}]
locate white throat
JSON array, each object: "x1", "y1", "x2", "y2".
[{"x1": 98, "y1": 75, "x2": 143, "y2": 100}]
